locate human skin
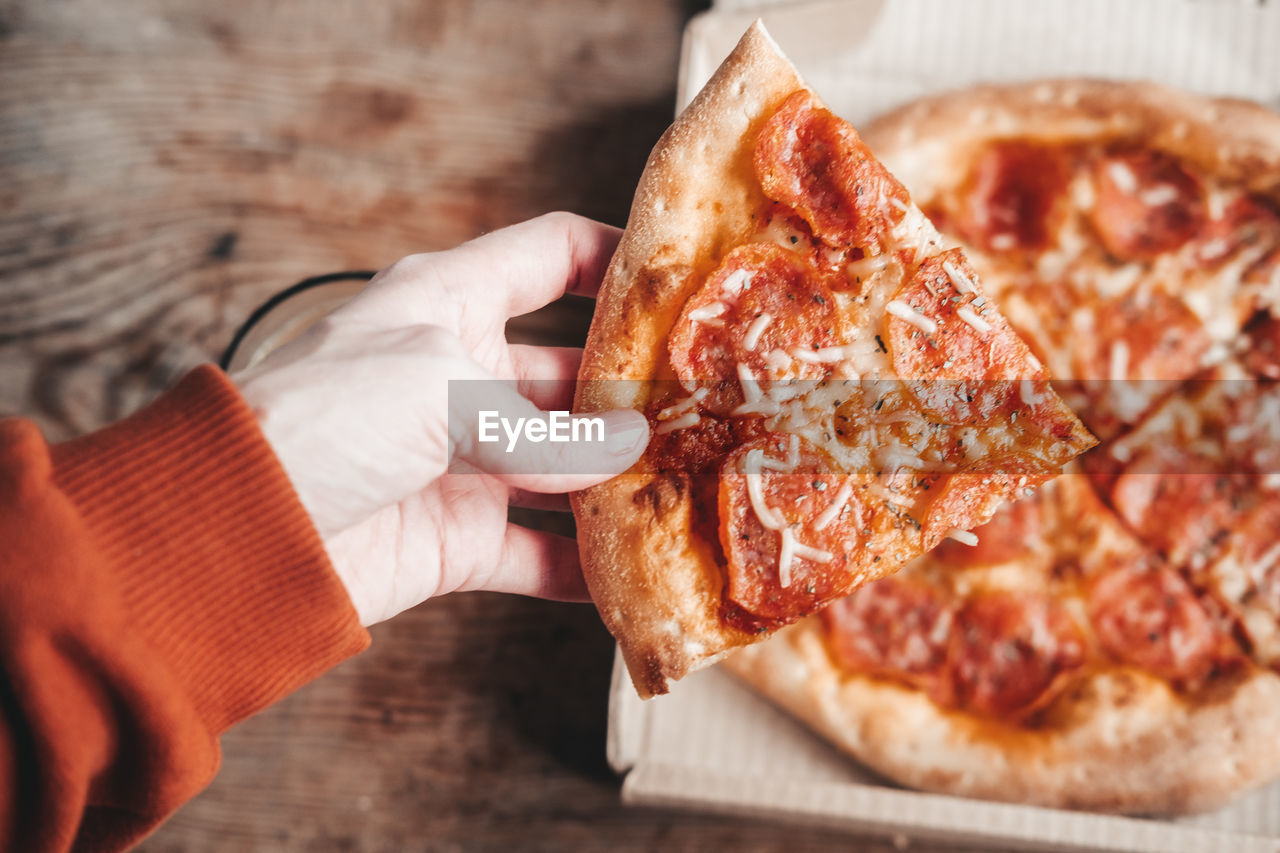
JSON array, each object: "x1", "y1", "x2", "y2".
[{"x1": 234, "y1": 213, "x2": 649, "y2": 625}]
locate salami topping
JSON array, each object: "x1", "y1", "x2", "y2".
[
  {"x1": 1089, "y1": 150, "x2": 1205, "y2": 261},
  {"x1": 933, "y1": 492, "x2": 1044, "y2": 568},
  {"x1": 1087, "y1": 289, "x2": 1209, "y2": 382},
  {"x1": 720, "y1": 433, "x2": 867, "y2": 621},
  {"x1": 1193, "y1": 194, "x2": 1280, "y2": 269},
  {"x1": 946, "y1": 590, "x2": 1085, "y2": 718},
  {"x1": 888, "y1": 249, "x2": 1039, "y2": 423},
  {"x1": 1088, "y1": 566, "x2": 1226, "y2": 684},
  {"x1": 755, "y1": 90, "x2": 908, "y2": 250},
  {"x1": 1107, "y1": 450, "x2": 1246, "y2": 567},
  {"x1": 1244, "y1": 310, "x2": 1280, "y2": 380},
  {"x1": 670, "y1": 243, "x2": 840, "y2": 414},
  {"x1": 824, "y1": 576, "x2": 951, "y2": 692},
  {"x1": 922, "y1": 455, "x2": 1056, "y2": 552},
  {"x1": 960, "y1": 141, "x2": 1067, "y2": 252}
]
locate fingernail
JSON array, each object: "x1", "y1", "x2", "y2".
[{"x1": 600, "y1": 409, "x2": 650, "y2": 455}]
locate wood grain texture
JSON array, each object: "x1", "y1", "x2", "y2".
[{"x1": 1, "y1": 1, "x2": 986, "y2": 849}]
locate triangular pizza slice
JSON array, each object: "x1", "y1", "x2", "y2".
[{"x1": 573, "y1": 22, "x2": 1094, "y2": 697}]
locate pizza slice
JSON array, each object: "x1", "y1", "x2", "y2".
[{"x1": 572, "y1": 22, "x2": 1094, "y2": 698}]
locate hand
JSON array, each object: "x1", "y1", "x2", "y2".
[{"x1": 232, "y1": 213, "x2": 649, "y2": 625}]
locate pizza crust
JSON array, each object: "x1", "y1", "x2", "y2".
[
  {"x1": 725, "y1": 620, "x2": 1280, "y2": 815},
  {"x1": 863, "y1": 79, "x2": 1280, "y2": 209},
  {"x1": 572, "y1": 22, "x2": 808, "y2": 698}
]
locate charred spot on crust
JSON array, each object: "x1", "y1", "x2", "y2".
[{"x1": 632, "y1": 473, "x2": 689, "y2": 518}]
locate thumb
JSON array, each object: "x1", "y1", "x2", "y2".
[{"x1": 448, "y1": 378, "x2": 649, "y2": 492}]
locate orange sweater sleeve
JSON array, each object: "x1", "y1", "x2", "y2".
[{"x1": 0, "y1": 365, "x2": 370, "y2": 852}]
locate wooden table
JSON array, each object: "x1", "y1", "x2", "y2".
[{"x1": 1, "y1": 2, "x2": 979, "y2": 849}]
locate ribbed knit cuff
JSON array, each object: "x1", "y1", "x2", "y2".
[{"x1": 50, "y1": 364, "x2": 369, "y2": 733}]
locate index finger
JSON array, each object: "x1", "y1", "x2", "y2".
[
  {"x1": 459, "y1": 211, "x2": 623, "y2": 315},
  {"x1": 346, "y1": 212, "x2": 622, "y2": 330}
]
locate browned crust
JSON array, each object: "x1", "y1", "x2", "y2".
[
  {"x1": 571, "y1": 22, "x2": 809, "y2": 698},
  {"x1": 862, "y1": 78, "x2": 1280, "y2": 205},
  {"x1": 725, "y1": 622, "x2": 1280, "y2": 815}
]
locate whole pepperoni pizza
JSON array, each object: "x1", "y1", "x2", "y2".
[
  {"x1": 571, "y1": 24, "x2": 1092, "y2": 698},
  {"x1": 725, "y1": 80, "x2": 1280, "y2": 814}
]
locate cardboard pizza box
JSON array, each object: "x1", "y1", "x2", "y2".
[{"x1": 608, "y1": 1, "x2": 1280, "y2": 851}]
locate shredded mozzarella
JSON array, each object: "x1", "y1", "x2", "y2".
[
  {"x1": 941, "y1": 260, "x2": 976, "y2": 295},
  {"x1": 778, "y1": 528, "x2": 795, "y2": 588},
  {"x1": 956, "y1": 306, "x2": 992, "y2": 334},
  {"x1": 814, "y1": 478, "x2": 854, "y2": 531},
  {"x1": 743, "y1": 312, "x2": 772, "y2": 352},
  {"x1": 946, "y1": 528, "x2": 979, "y2": 546},
  {"x1": 764, "y1": 348, "x2": 792, "y2": 372},
  {"x1": 721, "y1": 269, "x2": 752, "y2": 295},
  {"x1": 790, "y1": 344, "x2": 859, "y2": 364},
  {"x1": 732, "y1": 398, "x2": 782, "y2": 417},
  {"x1": 743, "y1": 449, "x2": 785, "y2": 531},
  {"x1": 777, "y1": 528, "x2": 833, "y2": 589},
  {"x1": 656, "y1": 387, "x2": 708, "y2": 420},
  {"x1": 1106, "y1": 160, "x2": 1138, "y2": 194},
  {"x1": 989, "y1": 233, "x2": 1017, "y2": 251},
  {"x1": 688, "y1": 302, "x2": 727, "y2": 326},
  {"x1": 885, "y1": 300, "x2": 938, "y2": 334},
  {"x1": 1109, "y1": 340, "x2": 1130, "y2": 382},
  {"x1": 737, "y1": 362, "x2": 761, "y2": 403},
  {"x1": 655, "y1": 412, "x2": 700, "y2": 434},
  {"x1": 1020, "y1": 379, "x2": 1040, "y2": 407},
  {"x1": 847, "y1": 254, "x2": 891, "y2": 279},
  {"x1": 1140, "y1": 184, "x2": 1178, "y2": 207}
]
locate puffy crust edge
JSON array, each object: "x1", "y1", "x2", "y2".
[
  {"x1": 571, "y1": 22, "x2": 809, "y2": 698},
  {"x1": 861, "y1": 78, "x2": 1280, "y2": 206},
  {"x1": 724, "y1": 620, "x2": 1280, "y2": 815}
]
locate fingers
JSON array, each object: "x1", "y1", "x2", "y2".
[
  {"x1": 463, "y1": 212, "x2": 622, "y2": 315},
  {"x1": 344, "y1": 213, "x2": 622, "y2": 331},
  {"x1": 508, "y1": 344, "x2": 582, "y2": 410},
  {"x1": 461, "y1": 523, "x2": 591, "y2": 602},
  {"x1": 450, "y1": 375, "x2": 649, "y2": 494}
]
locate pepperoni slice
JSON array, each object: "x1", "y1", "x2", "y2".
[
  {"x1": 1243, "y1": 310, "x2": 1280, "y2": 380},
  {"x1": 887, "y1": 249, "x2": 1039, "y2": 423},
  {"x1": 1088, "y1": 566, "x2": 1227, "y2": 684},
  {"x1": 1089, "y1": 150, "x2": 1205, "y2": 261},
  {"x1": 945, "y1": 590, "x2": 1085, "y2": 718},
  {"x1": 1107, "y1": 449, "x2": 1245, "y2": 567},
  {"x1": 823, "y1": 576, "x2": 951, "y2": 692},
  {"x1": 670, "y1": 243, "x2": 839, "y2": 414},
  {"x1": 932, "y1": 492, "x2": 1043, "y2": 568},
  {"x1": 719, "y1": 433, "x2": 867, "y2": 622},
  {"x1": 1086, "y1": 289, "x2": 1210, "y2": 381},
  {"x1": 921, "y1": 454, "x2": 1056, "y2": 552},
  {"x1": 1193, "y1": 194, "x2": 1280, "y2": 270},
  {"x1": 755, "y1": 90, "x2": 908, "y2": 250},
  {"x1": 641, "y1": 405, "x2": 766, "y2": 476},
  {"x1": 959, "y1": 141, "x2": 1067, "y2": 252}
]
